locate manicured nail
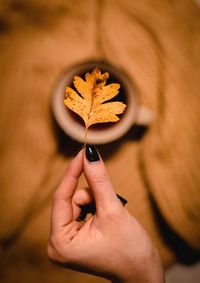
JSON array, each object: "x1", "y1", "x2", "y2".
[
  {"x1": 77, "y1": 202, "x2": 96, "y2": 221},
  {"x1": 77, "y1": 194, "x2": 127, "y2": 221},
  {"x1": 116, "y1": 194, "x2": 128, "y2": 206},
  {"x1": 86, "y1": 145, "x2": 100, "y2": 162}
]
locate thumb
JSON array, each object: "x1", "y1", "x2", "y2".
[{"x1": 83, "y1": 145, "x2": 120, "y2": 213}]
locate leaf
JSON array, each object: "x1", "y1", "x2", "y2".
[{"x1": 64, "y1": 67, "x2": 126, "y2": 144}]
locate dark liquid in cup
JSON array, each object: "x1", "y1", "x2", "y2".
[{"x1": 66, "y1": 65, "x2": 127, "y2": 131}]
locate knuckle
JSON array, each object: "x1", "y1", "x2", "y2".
[
  {"x1": 104, "y1": 205, "x2": 124, "y2": 221},
  {"x1": 108, "y1": 207, "x2": 121, "y2": 218},
  {"x1": 108, "y1": 206, "x2": 126, "y2": 223},
  {"x1": 91, "y1": 171, "x2": 108, "y2": 185}
]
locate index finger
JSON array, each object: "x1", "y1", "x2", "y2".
[
  {"x1": 83, "y1": 146, "x2": 121, "y2": 213},
  {"x1": 51, "y1": 149, "x2": 83, "y2": 232}
]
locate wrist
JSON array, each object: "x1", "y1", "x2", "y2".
[{"x1": 111, "y1": 248, "x2": 165, "y2": 283}]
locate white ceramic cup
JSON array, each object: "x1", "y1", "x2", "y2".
[{"x1": 52, "y1": 61, "x2": 153, "y2": 144}]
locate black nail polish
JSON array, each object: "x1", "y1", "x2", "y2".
[
  {"x1": 117, "y1": 194, "x2": 128, "y2": 206},
  {"x1": 76, "y1": 194, "x2": 127, "y2": 221},
  {"x1": 86, "y1": 145, "x2": 100, "y2": 162},
  {"x1": 77, "y1": 202, "x2": 96, "y2": 221}
]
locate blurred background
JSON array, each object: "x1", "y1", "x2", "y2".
[{"x1": 0, "y1": 0, "x2": 200, "y2": 282}]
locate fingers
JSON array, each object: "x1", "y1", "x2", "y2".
[
  {"x1": 51, "y1": 145, "x2": 123, "y2": 235},
  {"x1": 83, "y1": 146, "x2": 121, "y2": 212},
  {"x1": 51, "y1": 149, "x2": 84, "y2": 232},
  {"x1": 72, "y1": 187, "x2": 94, "y2": 220}
]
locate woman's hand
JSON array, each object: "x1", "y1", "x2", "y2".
[{"x1": 47, "y1": 147, "x2": 165, "y2": 283}]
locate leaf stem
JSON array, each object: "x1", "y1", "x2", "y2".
[
  {"x1": 83, "y1": 127, "x2": 88, "y2": 148},
  {"x1": 83, "y1": 75, "x2": 97, "y2": 148}
]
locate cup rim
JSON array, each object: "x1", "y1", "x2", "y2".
[{"x1": 52, "y1": 60, "x2": 138, "y2": 144}]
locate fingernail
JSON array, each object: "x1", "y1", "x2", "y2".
[
  {"x1": 86, "y1": 145, "x2": 100, "y2": 162},
  {"x1": 77, "y1": 202, "x2": 96, "y2": 221},
  {"x1": 116, "y1": 194, "x2": 128, "y2": 206}
]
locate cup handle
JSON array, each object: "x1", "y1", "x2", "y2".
[{"x1": 135, "y1": 105, "x2": 154, "y2": 126}]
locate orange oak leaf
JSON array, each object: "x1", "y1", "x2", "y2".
[{"x1": 64, "y1": 67, "x2": 126, "y2": 144}]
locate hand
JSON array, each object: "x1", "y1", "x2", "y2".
[{"x1": 47, "y1": 147, "x2": 165, "y2": 283}]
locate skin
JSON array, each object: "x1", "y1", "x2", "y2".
[{"x1": 47, "y1": 149, "x2": 165, "y2": 283}]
